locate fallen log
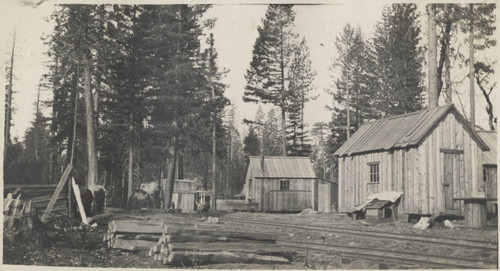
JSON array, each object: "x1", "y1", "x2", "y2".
[
  {"x1": 166, "y1": 251, "x2": 290, "y2": 266},
  {"x1": 168, "y1": 241, "x2": 292, "y2": 255}
]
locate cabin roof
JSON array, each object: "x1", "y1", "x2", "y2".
[
  {"x1": 248, "y1": 156, "x2": 318, "y2": 179},
  {"x1": 477, "y1": 130, "x2": 497, "y2": 165},
  {"x1": 334, "y1": 105, "x2": 489, "y2": 157}
]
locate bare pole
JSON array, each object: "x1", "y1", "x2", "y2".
[
  {"x1": 127, "y1": 113, "x2": 133, "y2": 205},
  {"x1": 427, "y1": 4, "x2": 438, "y2": 108},
  {"x1": 346, "y1": 69, "x2": 350, "y2": 139},
  {"x1": 469, "y1": 4, "x2": 475, "y2": 128},
  {"x1": 211, "y1": 85, "x2": 217, "y2": 211}
]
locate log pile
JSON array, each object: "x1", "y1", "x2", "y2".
[{"x1": 105, "y1": 219, "x2": 293, "y2": 266}]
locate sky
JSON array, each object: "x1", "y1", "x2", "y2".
[{"x1": 1, "y1": 0, "x2": 498, "y2": 142}]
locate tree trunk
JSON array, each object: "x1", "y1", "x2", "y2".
[
  {"x1": 469, "y1": 4, "x2": 475, "y2": 128},
  {"x1": 281, "y1": 107, "x2": 287, "y2": 156},
  {"x1": 68, "y1": 64, "x2": 79, "y2": 218},
  {"x1": 427, "y1": 4, "x2": 438, "y2": 108},
  {"x1": 83, "y1": 55, "x2": 98, "y2": 186},
  {"x1": 4, "y1": 31, "x2": 15, "y2": 160},
  {"x1": 212, "y1": 87, "x2": 217, "y2": 211},
  {"x1": 177, "y1": 149, "x2": 184, "y2": 180},
  {"x1": 444, "y1": 45, "x2": 452, "y2": 105},
  {"x1": 127, "y1": 114, "x2": 134, "y2": 205},
  {"x1": 164, "y1": 122, "x2": 178, "y2": 210},
  {"x1": 203, "y1": 152, "x2": 208, "y2": 190}
]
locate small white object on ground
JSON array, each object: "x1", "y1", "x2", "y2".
[
  {"x1": 298, "y1": 208, "x2": 317, "y2": 215},
  {"x1": 206, "y1": 216, "x2": 219, "y2": 223},
  {"x1": 444, "y1": 220, "x2": 454, "y2": 229},
  {"x1": 413, "y1": 217, "x2": 430, "y2": 230}
]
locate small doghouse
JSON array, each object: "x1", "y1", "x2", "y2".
[{"x1": 365, "y1": 200, "x2": 396, "y2": 223}]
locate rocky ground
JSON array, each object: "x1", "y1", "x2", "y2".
[{"x1": 2, "y1": 209, "x2": 498, "y2": 269}]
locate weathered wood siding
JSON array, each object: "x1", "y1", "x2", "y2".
[
  {"x1": 246, "y1": 178, "x2": 318, "y2": 212},
  {"x1": 338, "y1": 112, "x2": 484, "y2": 215},
  {"x1": 317, "y1": 180, "x2": 333, "y2": 213},
  {"x1": 172, "y1": 192, "x2": 195, "y2": 212},
  {"x1": 485, "y1": 166, "x2": 497, "y2": 213}
]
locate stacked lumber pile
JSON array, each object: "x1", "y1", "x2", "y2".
[
  {"x1": 104, "y1": 219, "x2": 293, "y2": 266},
  {"x1": 3, "y1": 185, "x2": 68, "y2": 215},
  {"x1": 104, "y1": 220, "x2": 164, "y2": 251}
]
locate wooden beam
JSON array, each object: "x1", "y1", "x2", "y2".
[
  {"x1": 167, "y1": 251, "x2": 289, "y2": 266},
  {"x1": 72, "y1": 177, "x2": 88, "y2": 224},
  {"x1": 440, "y1": 148, "x2": 464, "y2": 154},
  {"x1": 41, "y1": 164, "x2": 72, "y2": 223}
]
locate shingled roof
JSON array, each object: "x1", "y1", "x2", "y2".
[
  {"x1": 477, "y1": 131, "x2": 497, "y2": 165},
  {"x1": 334, "y1": 105, "x2": 489, "y2": 157},
  {"x1": 248, "y1": 156, "x2": 318, "y2": 179}
]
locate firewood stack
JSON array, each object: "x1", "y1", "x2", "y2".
[{"x1": 105, "y1": 219, "x2": 293, "y2": 266}]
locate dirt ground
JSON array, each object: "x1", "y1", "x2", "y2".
[{"x1": 2, "y1": 209, "x2": 498, "y2": 269}]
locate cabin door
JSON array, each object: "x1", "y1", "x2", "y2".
[{"x1": 443, "y1": 153, "x2": 463, "y2": 211}]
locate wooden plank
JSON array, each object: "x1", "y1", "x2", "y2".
[
  {"x1": 41, "y1": 164, "x2": 72, "y2": 223},
  {"x1": 436, "y1": 125, "x2": 443, "y2": 213},
  {"x1": 168, "y1": 242, "x2": 288, "y2": 254},
  {"x1": 440, "y1": 148, "x2": 464, "y2": 154},
  {"x1": 112, "y1": 238, "x2": 157, "y2": 251},
  {"x1": 428, "y1": 131, "x2": 436, "y2": 214},
  {"x1": 166, "y1": 251, "x2": 289, "y2": 266},
  {"x1": 464, "y1": 132, "x2": 471, "y2": 197},
  {"x1": 4, "y1": 193, "x2": 13, "y2": 215},
  {"x1": 72, "y1": 177, "x2": 88, "y2": 224},
  {"x1": 450, "y1": 114, "x2": 456, "y2": 148}
]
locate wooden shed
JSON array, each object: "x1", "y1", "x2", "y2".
[
  {"x1": 334, "y1": 105, "x2": 490, "y2": 217},
  {"x1": 477, "y1": 130, "x2": 497, "y2": 214},
  {"x1": 242, "y1": 156, "x2": 333, "y2": 213}
]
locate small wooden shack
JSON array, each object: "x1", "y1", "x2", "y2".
[
  {"x1": 170, "y1": 179, "x2": 210, "y2": 212},
  {"x1": 477, "y1": 130, "x2": 497, "y2": 214},
  {"x1": 242, "y1": 156, "x2": 333, "y2": 213},
  {"x1": 334, "y1": 105, "x2": 490, "y2": 217}
]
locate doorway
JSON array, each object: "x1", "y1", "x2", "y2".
[{"x1": 443, "y1": 152, "x2": 464, "y2": 211}]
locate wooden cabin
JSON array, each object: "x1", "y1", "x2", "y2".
[
  {"x1": 477, "y1": 130, "x2": 497, "y2": 214},
  {"x1": 334, "y1": 105, "x2": 490, "y2": 217},
  {"x1": 242, "y1": 156, "x2": 333, "y2": 213}
]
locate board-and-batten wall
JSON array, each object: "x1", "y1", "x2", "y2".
[
  {"x1": 246, "y1": 176, "x2": 332, "y2": 212},
  {"x1": 338, "y1": 112, "x2": 484, "y2": 215}
]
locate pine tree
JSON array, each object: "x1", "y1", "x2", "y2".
[
  {"x1": 286, "y1": 37, "x2": 315, "y2": 156},
  {"x1": 373, "y1": 4, "x2": 424, "y2": 116},
  {"x1": 244, "y1": 4, "x2": 298, "y2": 156},
  {"x1": 328, "y1": 24, "x2": 378, "y2": 143},
  {"x1": 243, "y1": 126, "x2": 260, "y2": 156}
]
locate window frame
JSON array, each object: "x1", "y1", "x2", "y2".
[
  {"x1": 279, "y1": 180, "x2": 290, "y2": 190},
  {"x1": 368, "y1": 162, "x2": 380, "y2": 184}
]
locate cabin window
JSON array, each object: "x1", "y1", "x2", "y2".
[
  {"x1": 280, "y1": 180, "x2": 290, "y2": 190},
  {"x1": 369, "y1": 163, "x2": 379, "y2": 183}
]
